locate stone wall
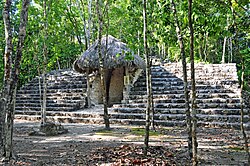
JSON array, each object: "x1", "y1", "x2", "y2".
[
  {"x1": 90, "y1": 67, "x2": 125, "y2": 105},
  {"x1": 109, "y1": 67, "x2": 124, "y2": 104}
]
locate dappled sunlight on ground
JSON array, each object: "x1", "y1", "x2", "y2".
[{"x1": 9, "y1": 119, "x2": 249, "y2": 165}]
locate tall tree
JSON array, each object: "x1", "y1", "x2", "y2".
[
  {"x1": 96, "y1": 0, "x2": 110, "y2": 129},
  {"x1": 188, "y1": 0, "x2": 198, "y2": 165},
  {"x1": 1, "y1": 0, "x2": 30, "y2": 161},
  {"x1": 79, "y1": 0, "x2": 92, "y2": 108},
  {"x1": 170, "y1": 0, "x2": 192, "y2": 161},
  {"x1": 143, "y1": 0, "x2": 152, "y2": 155},
  {"x1": 230, "y1": 0, "x2": 250, "y2": 162},
  {"x1": 41, "y1": 0, "x2": 50, "y2": 126},
  {"x1": 240, "y1": 56, "x2": 250, "y2": 164}
]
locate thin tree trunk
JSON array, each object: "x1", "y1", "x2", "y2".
[
  {"x1": 96, "y1": 0, "x2": 110, "y2": 129},
  {"x1": 143, "y1": 0, "x2": 152, "y2": 155},
  {"x1": 85, "y1": 69, "x2": 91, "y2": 108},
  {"x1": 78, "y1": 0, "x2": 89, "y2": 51},
  {"x1": 240, "y1": 56, "x2": 250, "y2": 165},
  {"x1": 87, "y1": 0, "x2": 93, "y2": 48},
  {"x1": 41, "y1": 68, "x2": 47, "y2": 125},
  {"x1": 41, "y1": 0, "x2": 49, "y2": 126},
  {"x1": 188, "y1": 0, "x2": 198, "y2": 165},
  {"x1": 138, "y1": 30, "x2": 140, "y2": 56},
  {"x1": 229, "y1": 37, "x2": 233, "y2": 63},
  {"x1": 104, "y1": 1, "x2": 111, "y2": 107},
  {"x1": 105, "y1": 69, "x2": 113, "y2": 106},
  {"x1": 151, "y1": 78, "x2": 155, "y2": 130},
  {"x1": 1, "y1": 0, "x2": 13, "y2": 157},
  {"x1": 1, "y1": 0, "x2": 30, "y2": 160},
  {"x1": 85, "y1": 0, "x2": 92, "y2": 108},
  {"x1": 33, "y1": 36, "x2": 43, "y2": 114},
  {"x1": 204, "y1": 32, "x2": 208, "y2": 62},
  {"x1": 77, "y1": 0, "x2": 92, "y2": 108},
  {"x1": 170, "y1": 0, "x2": 192, "y2": 161},
  {"x1": 221, "y1": 37, "x2": 227, "y2": 63}
]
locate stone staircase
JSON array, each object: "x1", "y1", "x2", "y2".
[
  {"x1": 15, "y1": 69, "x2": 87, "y2": 121},
  {"x1": 15, "y1": 63, "x2": 249, "y2": 130},
  {"x1": 111, "y1": 63, "x2": 249, "y2": 129}
]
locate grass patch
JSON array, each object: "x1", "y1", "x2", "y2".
[
  {"x1": 95, "y1": 129, "x2": 114, "y2": 135},
  {"x1": 227, "y1": 146, "x2": 245, "y2": 151},
  {"x1": 130, "y1": 128, "x2": 162, "y2": 136}
]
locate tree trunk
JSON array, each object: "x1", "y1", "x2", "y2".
[
  {"x1": 105, "y1": 69, "x2": 113, "y2": 106},
  {"x1": 1, "y1": 0, "x2": 30, "y2": 161},
  {"x1": 41, "y1": 0, "x2": 49, "y2": 126},
  {"x1": 77, "y1": 0, "x2": 92, "y2": 108},
  {"x1": 170, "y1": 0, "x2": 192, "y2": 161},
  {"x1": 240, "y1": 53, "x2": 250, "y2": 165},
  {"x1": 41, "y1": 68, "x2": 47, "y2": 125},
  {"x1": 1, "y1": 0, "x2": 13, "y2": 157},
  {"x1": 143, "y1": 0, "x2": 152, "y2": 155},
  {"x1": 87, "y1": 0, "x2": 93, "y2": 48},
  {"x1": 221, "y1": 37, "x2": 227, "y2": 63},
  {"x1": 85, "y1": 69, "x2": 91, "y2": 108},
  {"x1": 104, "y1": 2, "x2": 111, "y2": 107},
  {"x1": 188, "y1": 0, "x2": 198, "y2": 165},
  {"x1": 96, "y1": 0, "x2": 110, "y2": 130},
  {"x1": 228, "y1": 37, "x2": 233, "y2": 63},
  {"x1": 203, "y1": 32, "x2": 208, "y2": 62}
]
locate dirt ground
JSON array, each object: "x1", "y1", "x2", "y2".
[{"x1": 2, "y1": 119, "x2": 249, "y2": 166}]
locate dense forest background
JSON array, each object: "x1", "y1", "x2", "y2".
[{"x1": 0, "y1": 0, "x2": 249, "y2": 89}]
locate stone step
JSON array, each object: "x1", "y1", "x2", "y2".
[
  {"x1": 199, "y1": 121, "x2": 250, "y2": 130},
  {"x1": 15, "y1": 106, "x2": 78, "y2": 112},
  {"x1": 34, "y1": 72, "x2": 85, "y2": 78},
  {"x1": 17, "y1": 92, "x2": 84, "y2": 97},
  {"x1": 14, "y1": 114, "x2": 250, "y2": 130},
  {"x1": 126, "y1": 98, "x2": 186, "y2": 104},
  {"x1": 133, "y1": 81, "x2": 184, "y2": 88},
  {"x1": 16, "y1": 97, "x2": 84, "y2": 103},
  {"x1": 112, "y1": 107, "x2": 245, "y2": 116},
  {"x1": 16, "y1": 94, "x2": 84, "y2": 100},
  {"x1": 127, "y1": 92, "x2": 240, "y2": 100},
  {"x1": 134, "y1": 81, "x2": 239, "y2": 90},
  {"x1": 15, "y1": 110, "x2": 103, "y2": 118},
  {"x1": 115, "y1": 103, "x2": 186, "y2": 109},
  {"x1": 24, "y1": 75, "x2": 85, "y2": 84},
  {"x1": 139, "y1": 73, "x2": 238, "y2": 82},
  {"x1": 20, "y1": 83, "x2": 86, "y2": 90},
  {"x1": 130, "y1": 87, "x2": 240, "y2": 94},
  {"x1": 15, "y1": 102, "x2": 80, "y2": 108},
  {"x1": 17, "y1": 88, "x2": 84, "y2": 94},
  {"x1": 127, "y1": 94, "x2": 185, "y2": 100},
  {"x1": 125, "y1": 98, "x2": 240, "y2": 104},
  {"x1": 27, "y1": 78, "x2": 85, "y2": 86},
  {"x1": 15, "y1": 99, "x2": 82, "y2": 104},
  {"x1": 197, "y1": 103, "x2": 241, "y2": 109},
  {"x1": 118, "y1": 102, "x2": 242, "y2": 109},
  {"x1": 14, "y1": 115, "x2": 104, "y2": 124},
  {"x1": 129, "y1": 90, "x2": 184, "y2": 96},
  {"x1": 151, "y1": 66, "x2": 236, "y2": 73},
  {"x1": 149, "y1": 75, "x2": 237, "y2": 81}
]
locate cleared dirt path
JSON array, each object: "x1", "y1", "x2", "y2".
[{"x1": 5, "y1": 119, "x2": 249, "y2": 165}]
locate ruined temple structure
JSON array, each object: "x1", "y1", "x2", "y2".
[
  {"x1": 14, "y1": 37, "x2": 249, "y2": 130},
  {"x1": 73, "y1": 35, "x2": 146, "y2": 105}
]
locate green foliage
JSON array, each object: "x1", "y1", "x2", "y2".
[
  {"x1": 0, "y1": 0, "x2": 249, "y2": 88},
  {"x1": 227, "y1": 146, "x2": 245, "y2": 152}
]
